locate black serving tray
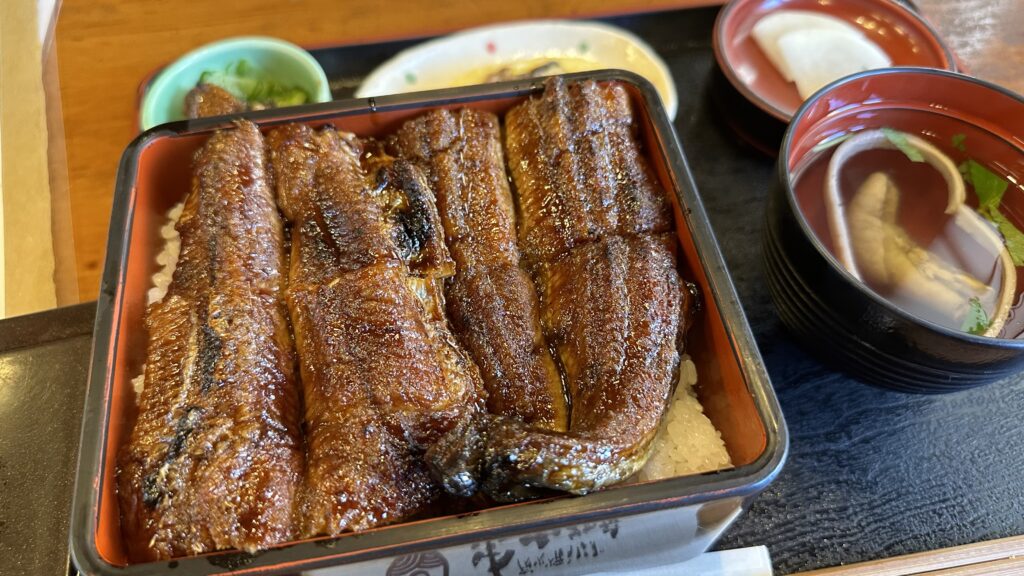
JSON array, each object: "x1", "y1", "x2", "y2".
[
  {"x1": 307, "y1": 4, "x2": 1024, "y2": 574},
  {"x1": 9, "y1": 4, "x2": 1017, "y2": 576},
  {"x1": 0, "y1": 303, "x2": 95, "y2": 576}
]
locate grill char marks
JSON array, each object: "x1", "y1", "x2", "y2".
[
  {"x1": 392, "y1": 109, "x2": 568, "y2": 433},
  {"x1": 270, "y1": 125, "x2": 398, "y2": 280},
  {"x1": 483, "y1": 236, "x2": 691, "y2": 498},
  {"x1": 118, "y1": 121, "x2": 303, "y2": 561},
  {"x1": 267, "y1": 124, "x2": 485, "y2": 536},
  {"x1": 483, "y1": 78, "x2": 693, "y2": 500},
  {"x1": 504, "y1": 77, "x2": 671, "y2": 265},
  {"x1": 390, "y1": 108, "x2": 520, "y2": 268},
  {"x1": 363, "y1": 142, "x2": 455, "y2": 323},
  {"x1": 367, "y1": 148, "x2": 456, "y2": 280},
  {"x1": 359, "y1": 147, "x2": 485, "y2": 452}
]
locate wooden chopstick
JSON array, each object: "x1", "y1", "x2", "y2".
[
  {"x1": 920, "y1": 556, "x2": 1024, "y2": 575},
  {"x1": 792, "y1": 534, "x2": 1024, "y2": 576}
]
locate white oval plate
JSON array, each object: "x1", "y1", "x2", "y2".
[{"x1": 356, "y1": 20, "x2": 678, "y2": 120}]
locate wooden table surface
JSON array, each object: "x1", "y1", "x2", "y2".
[
  {"x1": 53, "y1": 0, "x2": 1024, "y2": 302},
  {"x1": 44, "y1": 1, "x2": 1024, "y2": 573}
]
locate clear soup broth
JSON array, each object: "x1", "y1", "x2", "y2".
[{"x1": 793, "y1": 109, "x2": 1024, "y2": 338}]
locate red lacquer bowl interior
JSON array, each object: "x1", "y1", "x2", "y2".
[
  {"x1": 714, "y1": 0, "x2": 956, "y2": 121},
  {"x1": 784, "y1": 68, "x2": 1024, "y2": 339}
]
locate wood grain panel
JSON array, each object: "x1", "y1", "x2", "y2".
[
  {"x1": 53, "y1": 0, "x2": 717, "y2": 301},
  {"x1": 54, "y1": 0, "x2": 1024, "y2": 301},
  {"x1": 917, "y1": 0, "x2": 1024, "y2": 92}
]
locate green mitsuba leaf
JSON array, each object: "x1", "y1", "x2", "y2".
[
  {"x1": 882, "y1": 128, "x2": 925, "y2": 163},
  {"x1": 952, "y1": 133, "x2": 967, "y2": 152},
  {"x1": 961, "y1": 297, "x2": 991, "y2": 335},
  {"x1": 963, "y1": 159, "x2": 1009, "y2": 212},
  {"x1": 982, "y1": 206, "x2": 1024, "y2": 267}
]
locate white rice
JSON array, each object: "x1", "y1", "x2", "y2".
[
  {"x1": 146, "y1": 202, "x2": 185, "y2": 306},
  {"x1": 131, "y1": 366, "x2": 146, "y2": 397},
  {"x1": 136, "y1": 202, "x2": 185, "y2": 398},
  {"x1": 636, "y1": 355, "x2": 733, "y2": 481}
]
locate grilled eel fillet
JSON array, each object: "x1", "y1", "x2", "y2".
[
  {"x1": 185, "y1": 83, "x2": 246, "y2": 119},
  {"x1": 484, "y1": 236, "x2": 693, "y2": 499},
  {"x1": 267, "y1": 124, "x2": 486, "y2": 535},
  {"x1": 118, "y1": 121, "x2": 303, "y2": 561},
  {"x1": 504, "y1": 77, "x2": 672, "y2": 265},
  {"x1": 391, "y1": 109, "x2": 567, "y2": 432},
  {"x1": 480, "y1": 78, "x2": 694, "y2": 499}
]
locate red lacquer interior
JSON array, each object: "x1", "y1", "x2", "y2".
[
  {"x1": 97, "y1": 83, "x2": 769, "y2": 566},
  {"x1": 784, "y1": 69, "x2": 1024, "y2": 338},
  {"x1": 787, "y1": 70, "x2": 1024, "y2": 170},
  {"x1": 716, "y1": 0, "x2": 954, "y2": 120}
]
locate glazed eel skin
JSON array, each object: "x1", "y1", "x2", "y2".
[
  {"x1": 506, "y1": 77, "x2": 672, "y2": 265},
  {"x1": 480, "y1": 78, "x2": 695, "y2": 499},
  {"x1": 485, "y1": 235, "x2": 693, "y2": 499},
  {"x1": 118, "y1": 121, "x2": 303, "y2": 560},
  {"x1": 391, "y1": 109, "x2": 568, "y2": 433},
  {"x1": 267, "y1": 124, "x2": 486, "y2": 536},
  {"x1": 184, "y1": 83, "x2": 246, "y2": 120}
]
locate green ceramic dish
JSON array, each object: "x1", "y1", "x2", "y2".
[{"x1": 139, "y1": 36, "x2": 331, "y2": 131}]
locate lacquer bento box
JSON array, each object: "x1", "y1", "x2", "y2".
[{"x1": 71, "y1": 70, "x2": 787, "y2": 575}]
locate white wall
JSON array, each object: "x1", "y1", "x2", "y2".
[
  {"x1": 38, "y1": 0, "x2": 56, "y2": 42},
  {"x1": 0, "y1": 0, "x2": 58, "y2": 317}
]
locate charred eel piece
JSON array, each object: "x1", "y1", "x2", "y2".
[
  {"x1": 483, "y1": 236, "x2": 693, "y2": 499},
  {"x1": 118, "y1": 121, "x2": 303, "y2": 560},
  {"x1": 184, "y1": 83, "x2": 246, "y2": 119},
  {"x1": 484, "y1": 78, "x2": 694, "y2": 499},
  {"x1": 267, "y1": 124, "x2": 485, "y2": 534},
  {"x1": 392, "y1": 109, "x2": 568, "y2": 433},
  {"x1": 504, "y1": 77, "x2": 671, "y2": 265}
]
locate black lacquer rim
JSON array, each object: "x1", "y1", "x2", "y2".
[
  {"x1": 777, "y1": 66, "x2": 1024, "y2": 350},
  {"x1": 71, "y1": 70, "x2": 788, "y2": 575},
  {"x1": 763, "y1": 228, "x2": 1013, "y2": 391},
  {"x1": 711, "y1": 0, "x2": 958, "y2": 122},
  {"x1": 763, "y1": 213, "x2": 1016, "y2": 382}
]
